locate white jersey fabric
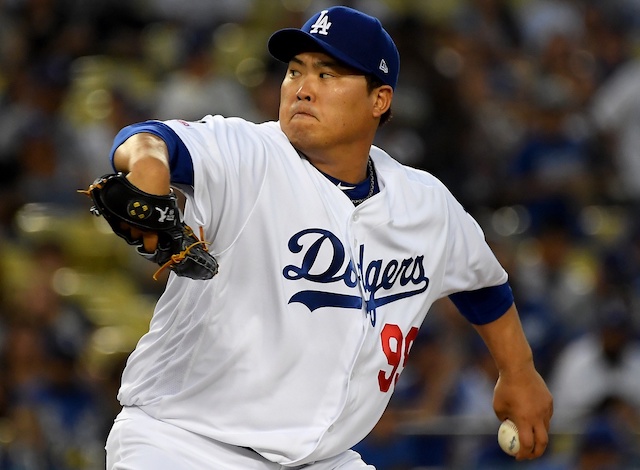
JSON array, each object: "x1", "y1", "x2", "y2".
[{"x1": 117, "y1": 115, "x2": 508, "y2": 466}]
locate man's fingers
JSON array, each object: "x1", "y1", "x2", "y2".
[
  {"x1": 531, "y1": 421, "x2": 550, "y2": 459},
  {"x1": 515, "y1": 422, "x2": 549, "y2": 460},
  {"x1": 118, "y1": 222, "x2": 159, "y2": 253},
  {"x1": 142, "y1": 232, "x2": 159, "y2": 253},
  {"x1": 515, "y1": 423, "x2": 534, "y2": 460},
  {"x1": 129, "y1": 226, "x2": 143, "y2": 241}
]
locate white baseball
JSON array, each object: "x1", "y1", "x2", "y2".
[{"x1": 498, "y1": 419, "x2": 520, "y2": 456}]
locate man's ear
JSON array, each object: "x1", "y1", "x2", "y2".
[{"x1": 372, "y1": 86, "x2": 393, "y2": 119}]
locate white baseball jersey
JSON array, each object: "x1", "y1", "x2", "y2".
[{"x1": 116, "y1": 115, "x2": 509, "y2": 466}]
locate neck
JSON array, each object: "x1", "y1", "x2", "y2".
[{"x1": 297, "y1": 148, "x2": 371, "y2": 184}]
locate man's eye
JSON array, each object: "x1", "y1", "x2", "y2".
[
  {"x1": 288, "y1": 69, "x2": 300, "y2": 77},
  {"x1": 319, "y1": 72, "x2": 334, "y2": 78}
]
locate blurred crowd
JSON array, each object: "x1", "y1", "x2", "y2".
[{"x1": 2, "y1": 0, "x2": 640, "y2": 468}]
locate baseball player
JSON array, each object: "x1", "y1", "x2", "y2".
[{"x1": 97, "y1": 6, "x2": 553, "y2": 469}]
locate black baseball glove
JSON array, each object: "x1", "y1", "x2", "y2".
[{"x1": 79, "y1": 173, "x2": 219, "y2": 280}]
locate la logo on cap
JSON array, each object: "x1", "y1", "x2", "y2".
[{"x1": 310, "y1": 10, "x2": 332, "y2": 35}]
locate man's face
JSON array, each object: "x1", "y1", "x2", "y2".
[{"x1": 278, "y1": 52, "x2": 380, "y2": 156}]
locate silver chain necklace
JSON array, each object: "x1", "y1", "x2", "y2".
[
  {"x1": 351, "y1": 158, "x2": 375, "y2": 206},
  {"x1": 296, "y1": 149, "x2": 375, "y2": 206}
]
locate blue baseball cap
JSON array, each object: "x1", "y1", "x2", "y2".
[{"x1": 268, "y1": 6, "x2": 400, "y2": 90}]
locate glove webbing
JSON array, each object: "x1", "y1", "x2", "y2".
[{"x1": 152, "y1": 225, "x2": 210, "y2": 280}]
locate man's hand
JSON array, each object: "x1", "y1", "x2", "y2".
[
  {"x1": 493, "y1": 363, "x2": 553, "y2": 460},
  {"x1": 80, "y1": 173, "x2": 219, "y2": 281},
  {"x1": 119, "y1": 222, "x2": 159, "y2": 254}
]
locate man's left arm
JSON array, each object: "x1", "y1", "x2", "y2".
[{"x1": 473, "y1": 303, "x2": 554, "y2": 461}]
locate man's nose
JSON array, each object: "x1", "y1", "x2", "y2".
[{"x1": 296, "y1": 85, "x2": 313, "y2": 101}]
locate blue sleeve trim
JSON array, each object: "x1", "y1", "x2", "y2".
[
  {"x1": 109, "y1": 121, "x2": 194, "y2": 186},
  {"x1": 448, "y1": 282, "x2": 514, "y2": 325}
]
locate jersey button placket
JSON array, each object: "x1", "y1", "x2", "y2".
[{"x1": 347, "y1": 213, "x2": 369, "y2": 324}]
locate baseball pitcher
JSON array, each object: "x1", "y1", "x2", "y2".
[{"x1": 82, "y1": 6, "x2": 553, "y2": 469}]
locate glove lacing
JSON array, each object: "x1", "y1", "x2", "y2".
[{"x1": 153, "y1": 226, "x2": 211, "y2": 280}]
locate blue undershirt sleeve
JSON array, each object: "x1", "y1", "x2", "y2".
[
  {"x1": 109, "y1": 121, "x2": 194, "y2": 186},
  {"x1": 448, "y1": 282, "x2": 514, "y2": 325}
]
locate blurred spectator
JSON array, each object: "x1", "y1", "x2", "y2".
[
  {"x1": 506, "y1": 74, "x2": 595, "y2": 233},
  {"x1": 570, "y1": 399, "x2": 640, "y2": 469},
  {"x1": 7, "y1": 59, "x2": 86, "y2": 209},
  {"x1": 8, "y1": 241, "x2": 94, "y2": 359},
  {"x1": 583, "y1": 2, "x2": 634, "y2": 84},
  {"x1": 516, "y1": 0, "x2": 585, "y2": 55},
  {"x1": 30, "y1": 332, "x2": 107, "y2": 469},
  {"x1": 573, "y1": 420, "x2": 628, "y2": 470},
  {"x1": 152, "y1": 28, "x2": 261, "y2": 121},
  {"x1": 590, "y1": 56, "x2": 640, "y2": 204},
  {"x1": 596, "y1": 219, "x2": 640, "y2": 305},
  {"x1": 446, "y1": 337, "x2": 499, "y2": 469},
  {"x1": 548, "y1": 297, "x2": 640, "y2": 423},
  {"x1": 73, "y1": 87, "x2": 151, "y2": 177},
  {"x1": 510, "y1": 211, "x2": 596, "y2": 340},
  {"x1": 2, "y1": 323, "x2": 47, "y2": 408},
  {"x1": 395, "y1": 326, "x2": 462, "y2": 423},
  {"x1": 0, "y1": 321, "x2": 106, "y2": 470},
  {"x1": 352, "y1": 401, "x2": 417, "y2": 470},
  {"x1": 453, "y1": 0, "x2": 522, "y2": 55},
  {"x1": 393, "y1": 308, "x2": 465, "y2": 468},
  {"x1": 3, "y1": 403, "x2": 53, "y2": 469},
  {"x1": 249, "y1": 57, "x2": 286, "y2": 122},
  {"x1": 145, "y1": 0, "x2": 252, "y2": 28},
  {"x1": 0, "y1": 322, "x2": 53, "y2": 469}
]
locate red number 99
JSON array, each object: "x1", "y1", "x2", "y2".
[{"x1": 377, "y1": 324, "x2": 419, "y2": 392}]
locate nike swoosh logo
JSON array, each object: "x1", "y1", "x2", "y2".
[{"x1": 336, "y1": 182, "x2": 356, "y2": 190}]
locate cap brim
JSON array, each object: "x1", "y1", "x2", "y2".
[
  {"x1": 268, "y1": 29, "x2": 323, "y2": 62},
  {"x1": 267, "y1": 29, "x2": 369, "y2": 76}
]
